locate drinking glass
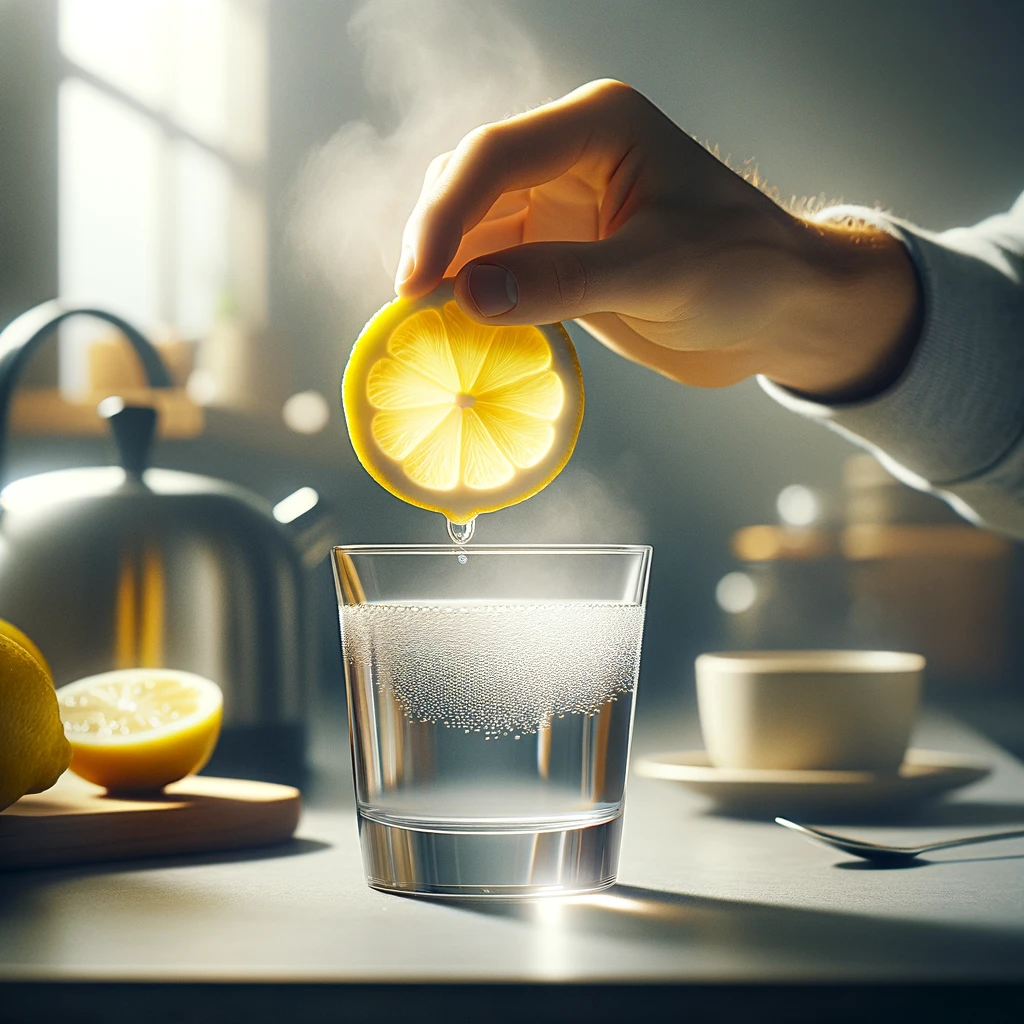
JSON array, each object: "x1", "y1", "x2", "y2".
[{"x1": 333, "y1": 544, "x2": 652, "y2": 898}]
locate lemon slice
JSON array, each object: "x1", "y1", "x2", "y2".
[
  {"x1": 56, "y1": 669, "x2": 223, "y2": 792},
  {"x1": 343, "y1": 280, "x2": 584, "y2": 524}
]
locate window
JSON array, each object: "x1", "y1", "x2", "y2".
[{"x1": 57, "y1": 0, "x2": 266, "y2": 394}]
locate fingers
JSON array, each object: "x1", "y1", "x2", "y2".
[
  {"x1": 449, "y1": 210, "x2": 526, "y2": 276},
  {"x1": 581, "y1": 313, "x2": 759, "y2": 388},
  {"x1": 451, "y1": 207, "x2": 673, "y2": 325},
  {"x1": 452, "y1": 234, "x2": 634, "y2": 325},
  {"x1": 423, "y1": 151, "x2": 452, "y2": 192},
  {"x1": 450, "y1": 228, "x2": 762, "y2": 388},
  {"x1": 395, "y1": 151, "x2": 453, "y2": 285},
  {"x1": 396, "y1": 79, "x2": 639, "y2": 296},
  {"x1": 448, "y1": 189, "x2": 532, "y2": 269}
]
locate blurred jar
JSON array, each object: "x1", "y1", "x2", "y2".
[
  {"x1": 844, "y1": 452, "x2": 964, "y2": 527},
  {"x1": 843, "y1": 455, "x2": 1013, "y2": 686},
  {"x1": 721, "y1": 526, "x2": 852, "y2": 650},
  {"x1": 721, "y1": 456, "x2": 1014, "y2": 688}
]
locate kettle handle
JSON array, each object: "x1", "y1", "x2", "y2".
[{"x1": 0, "y1": 301, "x2": 173, "y2": 488}]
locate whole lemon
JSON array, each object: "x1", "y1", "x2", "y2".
[
  {"x1": 0, "y1": 618, "x2": 51, "y2": 676},
  {"x1": 0, "y1": 631, "x2": 72, "y2": 812}
]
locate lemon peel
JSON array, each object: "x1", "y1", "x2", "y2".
[
  {"x1": 0, "y1": 618, "x2": 51, "y2": 676},
  {"x1": 0, "y1": 632, "x2": 71, "y2": 812}
]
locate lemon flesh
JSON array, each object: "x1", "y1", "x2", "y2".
[
  {"x1": 0, "y1": 632, "x2": 71, "y2": 812},
  {"x1": 343, "y1": 280, "x2": 584, "y2": 524},
  {"x1": 57, "y1": 669, "x2": 223, "y2": 792}
]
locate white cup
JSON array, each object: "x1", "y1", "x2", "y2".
[{"x1": 695, "y1": 650, "x2": 925, "y2": 772}]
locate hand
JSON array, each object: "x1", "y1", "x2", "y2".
[{"x1": 395, "y1": 79, "x2": 920, "y2": 396}]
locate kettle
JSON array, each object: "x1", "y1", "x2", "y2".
[{"x1": 0, "y1": 303, "x2": 311, "y2": 777}]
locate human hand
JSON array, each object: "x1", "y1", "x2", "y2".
[{"x1": 395, "y1": 80, "x2": 920, "y2": 396}]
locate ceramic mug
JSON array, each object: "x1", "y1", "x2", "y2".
[{"x1": 695, "y1": 650, "x2": 925, "y2": 772}]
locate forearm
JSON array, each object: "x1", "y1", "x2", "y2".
[{"x1": 760, "y1": 219, "x2": 923, "y2": 401}]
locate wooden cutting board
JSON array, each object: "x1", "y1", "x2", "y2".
[{"x1": 0, "y1": 771, "x2": 301, "y2": 870}]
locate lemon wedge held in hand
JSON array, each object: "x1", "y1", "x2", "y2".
[
  {"x1": 57, "y1": 669, "x2": 223, "y2": 793},
  {"x1": 343, "y1": 280, "x2": 584, "y2": 524}
]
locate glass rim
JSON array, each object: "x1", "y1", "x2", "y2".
[{"x1": 332, "y1": 543, "x2": 652, "y2": 557}]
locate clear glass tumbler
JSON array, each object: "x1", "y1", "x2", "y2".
[{"x1": 333, "y1": 544, "x2": 652, "y2": 898}]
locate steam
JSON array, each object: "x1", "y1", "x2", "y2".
[
  {"x1": 289, "y1": 0, "x2": 556, "y2": 319},
  {"x1": 486, "y1": 467, "x2": 647, "y2": 543}
]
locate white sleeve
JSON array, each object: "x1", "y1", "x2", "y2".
[{"x1": 760, "y1": 193, "x2": 1024, "y2": 539}]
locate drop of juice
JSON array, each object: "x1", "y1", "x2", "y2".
[{"x1": 446, "y1": 517, "x2": 476, "y2": 545}]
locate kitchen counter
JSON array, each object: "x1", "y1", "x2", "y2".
[{"x1": 2, "y1": 705, "x2": 1023, "y2": 1022}]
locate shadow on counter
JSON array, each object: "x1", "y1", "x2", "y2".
[
  {"x1": 428, "y1": 881, "x2": 1024, "y2": 978},
  {"x1": 701, "y1": 796, "x2": 1024, "y2": 827}
]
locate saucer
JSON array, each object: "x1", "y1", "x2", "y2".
[{"x1": 634, "y1": 749, "x2": 990, "y2": 813}]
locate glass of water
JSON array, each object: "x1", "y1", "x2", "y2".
[{"x1": 333, "y1": 544, "x2": 652, "y2": 898}]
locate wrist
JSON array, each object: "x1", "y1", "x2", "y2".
[{"x1": 761, "y1": 218, "x2": 922, "y2": 401}]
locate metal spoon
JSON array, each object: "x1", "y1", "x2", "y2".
[{"x1": 774, "y1": 817, "x2": 1024, "y2": 865}]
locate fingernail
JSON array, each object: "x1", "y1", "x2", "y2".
[
  {"x1": 395, "y1": 246, "x2": 415, "y2": 289},
  {"x1": 468, "y1": 264, "x2": 519, "y2": 317}
]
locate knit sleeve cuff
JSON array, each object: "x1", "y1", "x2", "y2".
[{"x1": 759, "y1": 204, "x2": 1024, "y2": 491}]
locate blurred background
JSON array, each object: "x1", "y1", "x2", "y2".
[{"x1": 1, "y1": 0, "x2": 1023, "y2": 767}]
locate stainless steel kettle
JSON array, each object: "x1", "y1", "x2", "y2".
[{"x1": 0, "y1": 303, "x2": 309, "y2": 775}]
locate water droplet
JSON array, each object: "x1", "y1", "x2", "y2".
[{"x1": 446, "y1": 517, "x2": 476, "y2": 545}]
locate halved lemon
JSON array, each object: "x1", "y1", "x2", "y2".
[
  {"x1": 56, "y1": 669, "x2": 222, "y2": 792},
  {"x1": 343, "y1": 280, "x2": 584, "y2": 524}
]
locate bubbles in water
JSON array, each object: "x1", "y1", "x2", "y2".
[
  {"x1": 341, "y1": 602, "x2": 645, "y2": 738},
  {"x1": 446, "y1": 517, "x2": 476, "y2": 545}
]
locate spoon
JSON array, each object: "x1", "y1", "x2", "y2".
[{"x1": 774, "y1": 817, "x2": 1024, "y2": 865}]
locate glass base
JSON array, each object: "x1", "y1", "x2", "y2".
[{"x1": 358, "y1": 812, "x2": 622, "y2": 898}]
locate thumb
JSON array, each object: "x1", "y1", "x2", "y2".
[{"x1": 453, "y1": 237, "x2": 632, "y2": 326}]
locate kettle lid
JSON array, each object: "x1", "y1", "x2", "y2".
[
  {"x1": 1, "y1": 399, "x2": 169, "y2": 513},
  {"x1": 0, "y1": 465, "x2": 243, "y2": 515}
]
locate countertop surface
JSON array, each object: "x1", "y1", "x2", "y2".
[{"x1": 2, "y1": 703, "x2": 1024, "y2": 994}]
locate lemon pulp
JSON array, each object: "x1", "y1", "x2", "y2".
[
  {"x1": 343, "y1": 281, "x2": 584, "y2": 524},
  {"x1": 57, "y1": 669, "x2": 222, "y2": 792}
]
